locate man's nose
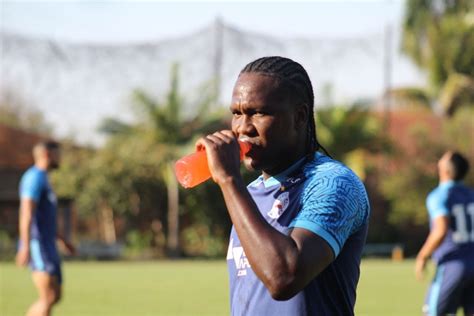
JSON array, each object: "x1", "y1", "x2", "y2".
[{"x1": 234, "y1": 115, "x2": 255, "y2": 135}]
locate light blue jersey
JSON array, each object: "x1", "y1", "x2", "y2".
[
  {"x1": 20, "y1": 166, "x2": 58, "y2": 242},
  {"x1": 227, "y1": 152, "x2": 370, "y2": 315},
  {"x1": 427, "y1": 181, "x2": 474, "y2": 263},
  {"x1": 423, "y1": 181, "x2": 474, "y2": 315},
  {"x1": 19, "y1": 166, "x2": 61, "y2": 282}
]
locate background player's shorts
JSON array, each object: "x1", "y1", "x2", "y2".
[
  {"x1": 29, "y1": 239, "x2": 62, "y2": 284},
  {"x1": 423, "y1": 258, "x2": 474, "y2": 315}
]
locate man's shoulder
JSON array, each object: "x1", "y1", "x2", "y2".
[
  {"x1": 303, "y1": 153, "x2": 364, "y2": 189},
  {"x1": 21, "y1": 167, "x2": 46, "y2": 186},
  {"x1": 300, "y1": 153, "x2": 369, "y2": 214},
  {"x1": 427, "y1": 183, "x2": 453, "y2": 204}
]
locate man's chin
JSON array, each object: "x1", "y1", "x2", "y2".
[
  {"x1": 49, "y1": 164, "x2": 60, "y2": 170},
  {"x1": 243, "y1": 157, "x2": 261, "y2": 172}
]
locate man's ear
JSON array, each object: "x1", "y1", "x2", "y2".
[{"x1": 294, "y1": 103, "x2": 309, "y2": 129}]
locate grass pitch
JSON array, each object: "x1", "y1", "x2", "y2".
[{"x1": 1, "y1": 259, "x2": 437, "y2": 316}]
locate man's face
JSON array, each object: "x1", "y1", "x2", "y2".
[
  {"x1": 47, "y1": 148, "x2": 61, "y2": 170},
  {"x1": 230, "y1": 72, "x2": 304, "y2": 174},
  {"x1": 437, "y1": 151, "x2": 452, "y2": 177}
]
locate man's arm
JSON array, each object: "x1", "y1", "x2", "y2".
[
  {"x1": 415, "y1": 216, "x2": 449, "y2": 281},
  {"x1": 198, "y1": 131, "x2": 334, "y2": 300},
  {"x1": 221, "y1": 177, "x2": 334, "y2": 300},
  {"x1": 16, "y1": 198, "x2": 36, "y2": 267},
  {"x1": 57, "y1": 233, "x2": 76, "y2": 255}
]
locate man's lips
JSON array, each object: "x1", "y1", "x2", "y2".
[{"x1": 238, "y1": 137, "x2": 260, "y2": 147}]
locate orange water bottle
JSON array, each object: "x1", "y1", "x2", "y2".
[{"x1": 175, "y1": 141, "x2": 251, "y2": 188}]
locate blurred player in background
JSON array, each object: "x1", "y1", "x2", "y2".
[
  {"x1": 16, "y1": 141, "x2": 75, "y2": 316},
  {"x1": 416, "y1": 151, "x2": 474, "y2": 316}
]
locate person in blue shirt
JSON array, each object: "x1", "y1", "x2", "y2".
[
  {"x1": 196, "y1": 56, "x2": 370, "y2": 315},
  {"x1": 416, "y1": 151, "x2": 474, "y2": 316},
  {"x1": 16, "y1": 141, "x2": 75, "y2": 316}
]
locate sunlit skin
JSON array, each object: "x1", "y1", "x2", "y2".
[
  {"x1": 196, "y1": 73, "x2": 309, "y2": 181},
  {"x1": 415, "y1": 152, "x2": 452, "y2": 281},
  {"x1": 33, "y1": 146, "x2": 61, "y2": 172},
  {"x1": 437, "y1": 151, "x2": 454, "y2": 183},
  {"x1": 230, "y1": 72, "x2": 308, "y2": 178},
  {"x1": 196, "y1": 72, "x2": 334, "y2": 300}
]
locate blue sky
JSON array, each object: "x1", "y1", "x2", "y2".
[{"x1": 1, "y1": 0, "x2": 405, "y2": 43}]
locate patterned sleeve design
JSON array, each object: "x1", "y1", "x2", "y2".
[{"x1": 289, "y1": 160, "x2": 369, "y2": 257}]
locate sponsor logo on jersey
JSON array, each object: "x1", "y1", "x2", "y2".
[
  {"x1": 287, "y1": 176, "x2": 302, "y2": 184},
  {"x1": 227, "y1": 238, "x2": 251, "y2": 276}
]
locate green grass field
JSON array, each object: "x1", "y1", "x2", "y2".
[{"x1": 0, "y1": 259, "x2": 436, "y2": 316}]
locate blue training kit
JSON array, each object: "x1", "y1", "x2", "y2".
[
  {"x1": 424, "y1": 181, "x2": 474, "y2": 315},
  {"x1": 227, "y1": 152, "x2": 370, "y2": 315},
  {"x1": 19, "y1": 166, "x2": 62, "y2": 284}
]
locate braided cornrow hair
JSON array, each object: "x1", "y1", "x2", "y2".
[{"x1": 240, "y1": 56, "x2": 331, "y2": 157}]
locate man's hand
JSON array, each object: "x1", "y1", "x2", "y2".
[
  {"x1": 64, "y1": 241, "x2": 76, "y2": 256},
  {"x1": 15, "y1": 246, "x2": 30, "y2": 267},
  {"x1": 195, "y1": 130, "x2": 242, "y2": 185},
  {"x1": 415, "y1": 255, "x2": 428, "y2": 281},
  {"x1": 58, "y1": 237, "x2": 76, "y2": 256}
]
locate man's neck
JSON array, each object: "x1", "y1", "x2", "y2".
[
  {"x1": 261, "y1": 138, "x2": 309, "y2": 180},
  {"x1": 35, "y1": 162, "x2": 48, "y2": 172},
  {"x1": 262, "y1": 153, "x2": 308, "y2": 180},
  {"x1": 439, "y1": 177, "x2": 454, "y2": 184}
]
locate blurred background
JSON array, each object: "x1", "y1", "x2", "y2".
[{"x1": 1, "y1": 0, "x2": 473, "y2": 315}]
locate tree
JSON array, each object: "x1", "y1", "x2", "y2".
[
  {"x1": 378, "y1": 107, "x2": 474, "y2": 254},
  {"x1": 99, "y1": 64, "x2": 225, "y2": 257},
  {"x1": 0, "y1": 90, "x2": 52, "y2": 134},
  {"x1": 51, "y1": 137, "x2": 166, "y2": 248},
  {"x1": 315, "y1": 105, "x2": 388, "y2": 180},
  {"x1": 402, "y1": 0, "x2": 474, "y2": 115}
]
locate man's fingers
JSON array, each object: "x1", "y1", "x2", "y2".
[
  {"x1": 195, "y1": 137, "x2": 212, "y2": 151},
  {"x1": 196, "y1": 130, "x2": 236, "y2": 152},
  {"x1": 220, "y1": 130, "x2": 236, "y2": 138},
  {"x1": 212, "y1": 131, "x2": 235, "y2": 144},
  {"x1": 206, "y1": 134, "x2": 224, "y2": 146}
]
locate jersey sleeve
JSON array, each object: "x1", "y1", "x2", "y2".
[
  {"x1": 289, "y1": 172, "x2": 369, "y2": 257},
  {"x1": 426, "y1": 191, "x2": 449, "y2": 219},
  {"x1": 20, "y1": 170, "x2": 44, "y2": 203}
]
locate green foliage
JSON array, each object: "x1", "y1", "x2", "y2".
[
  {"x1": 124, "y1": 229, "x2": 154, "y2": 257},
  {"x1": 402, "y1": 0, "x2": 474, "y2": 115},
  {"x1": 381, "y1": 123, "x2": 441, "y2": 230},
  {"x1": 181, "y1": 224, "x2": 227, "y2": 258},
  {"x1": 0, "y1": 93, "x2": 52, "y2": 135},
  {"x1": 389, "y1": 87, "x2": 432, "y2": 109},
  {"x1": 439, "y1": 73, "x2": 474, "y2": 115},
  {"x1": 52, "y1": 135, "x2": 164, "y2": 217},
  {"x1": 402, "y1": 0, "x2": 474, "y2": 89},
  {"x1": 316, "y1": 105, "x2": 388, "y2": 179},
  {"x1": 0, "y1": 229, "x2": 15, "y2": 259},
  {"x1": 381, "y1": 108, "x2": 474, "y2": 228},
  {"x1": 52, "y1": 63, "x2": 231, "y2": 256}
]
